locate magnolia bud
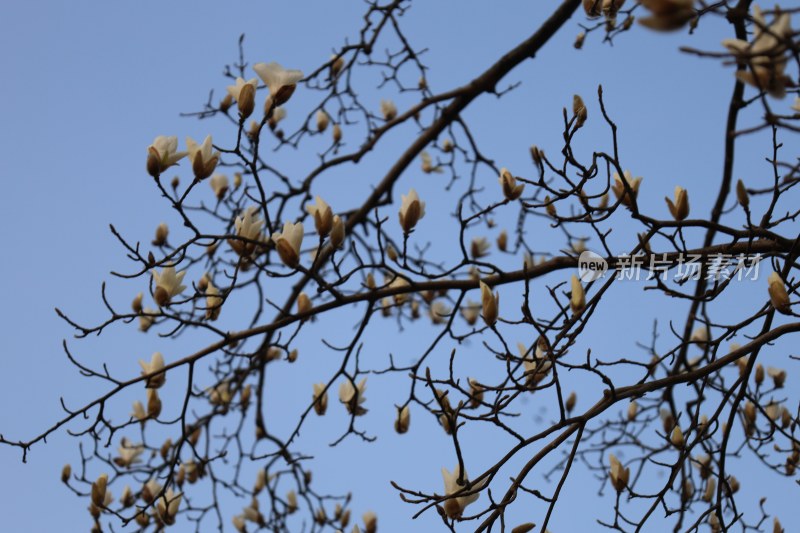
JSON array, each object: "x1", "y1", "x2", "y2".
[
  {"x1": 152, "y1": 222, "x2": 169, "y2": 246},
  {"x1": 736, "y1": 179, "x2": 749, "y2": 208},
  {"x1": 220, "y1": 93, "x2": 234, "y2": 113},
  {"x1": 479, "y1": 281, "x2": 499, "y2": 326},
  {"x1": 767, "y1": 272, "x2": 791, "y2": 314},
  {"x1": 297, "y1": 292, "x2": 312, "y2": 314},
  {"x1": 330, "y1": 215, "x2": 345, "y2": 249},
  {"x1": 566, "y1": 391, "x2": 577, "y2": 413},
  {"x1": 61, "y1": 464, "x2": 71, "y2": 483},
  {"x1": 91, "y1": 474, "x2": 109, "y2": 507},
  {"x1": 237, "y1": 83, "x2": 255, "y2": 118},
  {"x1": 394, "y1": 405, "x2": 410, "y2": 434},
  {"x1": 573, "y1": 94, "x2": 587, "y2": 127},
  {"x1": 132, "y1": 292, "x2": 143, "y2": 314},
  {"x1": 570, "y1": 275, "x2": 586, "y2": 314},
  {"x1": 332, "y1": 124, "x2": 342, "y2": 144}
]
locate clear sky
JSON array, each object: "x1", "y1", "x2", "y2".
[{"x1": 1, "y1": 1, "x2": 798, "y2": 532}]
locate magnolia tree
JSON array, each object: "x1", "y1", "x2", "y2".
[{"x1": 4, "y1": 0, "x2": 800, "y2": 531}]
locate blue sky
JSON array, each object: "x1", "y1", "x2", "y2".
[{"x1": 1, "y1": 1, "x2": 798, "y2": 531}]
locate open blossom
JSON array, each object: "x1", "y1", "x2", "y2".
[
  {"x1": 440, "y1": 465, "x2": 483, "y2": 519},
  {"x1": 399, "y1": 188, "x2": 425, "y2": 233},
  {"x1": 146, "y1": 136, "x2": 187, "y2": 177},
  {"x1": 253, "y1": 61, "x2": 303, "y2": 106},
  {"x1": 471, "y1": 237, "x2": 490, "y2": 259},
  {"x1": 499, "y1": 168, "x2": 524, "y2": 200},
  {"x1": 230, "y1": 206, "x2": 264, "y2": 257},
  {"x1": 722, "y1": 6, "x2": 792, "y2": 98},
  {"x1": 520, "y1": 340, "x2": 552, "y2": 386},
  {"x1": 665, "y1": 186, "x2": 690, "y2": 221},
  {"x1": 152, "y1": 266, "x2": 187, "y2": 307},
  {"x1": 271, "y1": 221, "x2": 304, "y2": 267},
  {"x1": 209, "y1": 174, "x2": 229, "y2": 200},
  {"x1": 186, "y1": 135, "x2": 220, "y2": 180},
  {"x1": 611, "y1": 170, "x2": 642, "y2": 208},
  {"x1": 307, "y1": 195, "x2": 333, "y2": 237},
  {"x1": 139, "y1": 352, "x2": 166, "y2": 389},
  {"x1": 380, "y1": 99, "x2": 397, "y2": 121},
  {"x1": 479, "y1": 281, "x2": 499, "y2": 326},
  {"x1": 156, "y1": 488, "x2": 182, "y2": 526},
  {"x1": 226, "y1": 77, "x2": 258, "y2": 118},
  {"x1": 421, "y1": 151, "x2": 442, "y2": 173},
  {"x1": 638, "y1": 0, "x2": 694, "y2": 31},
  {"x1": 339, "y1": 377, "x2": 367, "y2": 416},
  {"x1": 114, "y1": 438, "x2": 144, "y2": 468}
]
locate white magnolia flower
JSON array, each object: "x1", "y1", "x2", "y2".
[
  {"x1": 722, "y1": 6, "x2": 792, "y2": 98},
  {"x1": 156, "y1": 488, "x2": 182, "y2": 525},
  {"x1": 440, "y1": 465, "x2": 482, "y2": 519},
  {"x1": 339, "y1": 377, "x2": 367, "y2": 415},
  {"x1": 307, "y1": 195, "x2": 333, "y2": 237},
  {"x1": 152, "y1": 266, "x2": 187, "y2": 307},
  {"x1": 611, "y1": 170, "x2": 643, "y2": 207},
  {"x1": 253, "y1": 61, "x2": 303, "y2": 106},
  {"x1": 114, "y1": 438, "x2": 144, "y2": 468},
  {"x1": 498, "y1": 168, "x2": 524, "y2": 200},
  {"x1": 421, "y1": 150, "x2": 442, "y2": 173},
  {"x1": 399, "y1": 188, "x2": 426, "y2": 233},
  {"x1": 146, "y1": 136, "x2": 187, "y2": 177},
  {"x1": 139, "y1": 352, "x2": 166, "y2": 388},
  {"x1": 272, "y1": 221, "x2": 304, "y2": 267},
  {"x1": 186, "y1": 135, "x2": 220, "y2": 180},
  {"x1": 230, "y1": 206, "x2": 264, "y2": 257},
  {"x1": 519, "y1": 341, "x2": 552, "y2": 385}
]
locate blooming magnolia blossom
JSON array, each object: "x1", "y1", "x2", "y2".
[
  {"x1": 722, "y1": 6, "x2": 792, "y2": 98},
  {"x1": 338, "y1": 377, "x2": 367, "y2": 415},
  {"x1": 146, "y1": 136, "x2": 187, "y2": 178},
  {"x1": 151, "y1": 266, "x2": 187, "y2": 307},
  {"x1": 272, "y1": 221, "x2": 304, "y2": 267},
  {"x1": 420, "y1": 150, "x2": 442, "y2": 173},
  {"x1": 665, "y1": 186, "x2": 690, "y2": 220},
  {"x1": 230, "y1": 206, "x2": 264, "y2": 257},
  {"x1": 139, "y1": 352, "x2": 166, "y2": 389},
  {"x1": 440, "y1": 465, "x2": 482, "y2": 519},
  {"x1": 611, "y1": 170, "x2": 643, "y2": 207},
  {"x1": 307, "y1": 195, "x2": 333, "y2": 237},
  {"x1": 519, "y1": 341, "x2": 552, "y2": 385},
  {"x1": 499, "y1": 168, "x2": 525, "y2": 200},
  {"x1": 253, "y1": 61, "x2": 303, "y2": 106},
  {"x1": 114, "y1": 438, "x2": 144, "y2": 468},
  {"x1": 186, "y1": 135, "x2": 220, "y2": 180},
  {"x1": 399, "y1": 188, "x2": 425, "y2": 233},
  {"x1": 155, "y1": 488, "x2": 182, "y2": 525},
  {"x1": 471, "y1": 237, "x2": 490, "y2": 259}
]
